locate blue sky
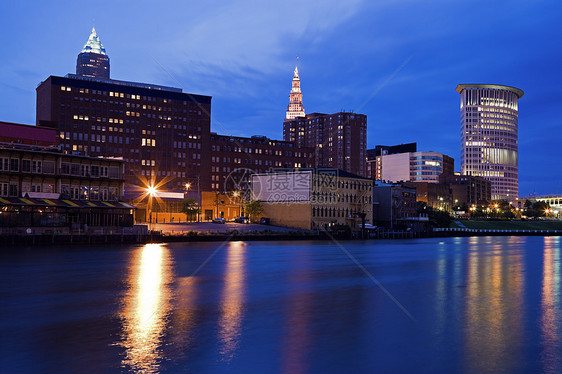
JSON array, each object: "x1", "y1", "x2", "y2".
[{"x1": 0, "y1": 0, "x2": 560, "y2": 196}]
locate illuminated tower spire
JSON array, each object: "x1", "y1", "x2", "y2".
[
  {"x1": 285, "y1": 58, "x2": 305, "y2": 121},
  {"x1": 76, "y1": 27, "x2": 110, "y2": 79}
]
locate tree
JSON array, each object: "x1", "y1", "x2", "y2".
[
  {"x1": 181, "y1": 198, "x2": 200, "y2": 222},
  {"x1": 526, "y1": 201, "x2": 550, "y2": 218},
  {"x1": 245, "y1": 200, "x2": 263, "y2": 222},
  {"x1": 416, "y1": 201, "x2": 452, "y2": 227}
]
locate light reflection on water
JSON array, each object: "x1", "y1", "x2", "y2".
[
  {"x1": 118, "y1": 244, "x2": 173, "y2": 373},
  {"x1": 281, "y1": 247, "x2": 312, "y2": 374},
  {"x1": 464, "y1": 236, "x2": 525, "y2": 373},
  {"x1": 541, "y1": 236, "x2": 561, "y2": 374},
  {"x1": 5, "y1": 236, "x2": 562, "y2": 373},
  {"x1": 218, "y1": 241, "x2": 247, "y2": 360}
]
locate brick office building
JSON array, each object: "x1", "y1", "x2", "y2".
[
  {"x1": 210, "y1": 133, "x2": 315, "y2": 193},
  {"x1": 443, "y1": 174, "x2": 492, "y2": 206},
  {"x1": 283, "y1": 112, "x2": 367, "y2": 177},
  {"x1": 36, "y1": 74, "x2": 212, "y2": 196},
  {"x1": 36, "y1": 29, "x2": 212, "y2": 199}
]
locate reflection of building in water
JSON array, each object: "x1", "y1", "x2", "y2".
[
  {"x1": 464, "y1": 236, "x2": 524, "y2": 373},
  {"x1": 119, "y1": 244, "x2": 173, "y2": 373},
  {"x1": 282, "y1": 252, "x2": 312, "y2": 373},
  {"x1": 218, "y1": 242, "x2": 247, "y2": 360},
  {"x1": 541, "y1": 236, "x2": 561, "y2": 372},
  {"x1": 169, "y1": 275, "x2": 200, "y2": 358}
]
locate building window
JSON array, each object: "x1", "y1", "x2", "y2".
[
  {"x1": 21, "y1": 159, "x2": 31, "y2": 173},
  {"x1": 60, "y1": 163, "x2": 70, "y2": 175},
  {"x1": 8, "y1": 183, "x2": 18, "y2": 197},
  {"x1": 10, "y1": 159, "x2": 19, "y2": 172},
  {"x1": 61, "y1": 184, "x2": 70, "y2": 199},
  {"x1": 43, "y1": 161, "x2": 55, "y2": 174}
]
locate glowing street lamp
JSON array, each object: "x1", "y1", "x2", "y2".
[{"x1": 147, "y1": 185, "x2": 158, "y2": 229}]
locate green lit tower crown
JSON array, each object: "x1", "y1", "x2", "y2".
[{"x1": 76, "y1": 28, "x2": 110, "y2": 79}]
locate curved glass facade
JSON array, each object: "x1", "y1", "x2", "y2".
[{"x1": 457, "y1": 84, "x2": 522, "y2": 201}]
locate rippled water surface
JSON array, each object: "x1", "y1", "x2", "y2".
[{"x1": 1, "y1": 236, "x2": 561, "y2": 373}]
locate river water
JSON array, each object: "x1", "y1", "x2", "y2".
[{"x1": 1, "y1": 236, "x2": 561, "y2": 373}]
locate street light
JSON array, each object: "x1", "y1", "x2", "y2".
[
  {"x1": 147, "y1": 185, "x2": 158, "y2": 230},
  {"x1": 185, "y1": 176, "x2": 201, "y2": 222},
  {"x1": 232, "y1": 191, "x2": 242, "y2": 217}
]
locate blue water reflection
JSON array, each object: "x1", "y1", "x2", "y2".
[
  {"x1": 541, "y1": 236, "x2": 561, "y2": 374},
  {"x1": 2, "y1": 236, "x2": 562, "y2": 373}
]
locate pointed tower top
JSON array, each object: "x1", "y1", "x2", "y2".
[
  {"x1": 286, "y1": 60, "x2": 305, "y2": 121},
  {"x1": 81, "y1": 27, "x2": 107, "y2": 55}
]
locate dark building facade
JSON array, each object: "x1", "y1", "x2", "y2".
[
  {"x1": 372, "y1": 182, "x2": 419, "y2": 228},
  {"x1": 76, "y1": 28, "x2": 110, "y2": 79},
  {"x1": 404, "y1": 181, "x2": 453, "y2": 212},
  {"x1": 36, "y1": 74, "x2": 212, "y2": 196},
  {"x1": 283, "y1": 111, "x2": 367, "y2": 177},
  {"x1": 443, "y1": 174, "x2": 492, "y2": 206},
  {"x1": 366, "y1": 143, "x2": 417, "y2": 160},
  {"x1": 210, "y1": 133, "x2": 315, "y2": 193}
]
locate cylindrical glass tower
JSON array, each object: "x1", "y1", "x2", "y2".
[{"x1": 456, "y1": 84, "x2": 523, "y2": 201}]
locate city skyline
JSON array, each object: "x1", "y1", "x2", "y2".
[{"x1": 0, "y1": 1, "x2": 561, "y2": 196}]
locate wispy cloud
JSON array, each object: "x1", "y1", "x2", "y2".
[{"x1": 150, "y1": 0, "x2": 364, "y2": 81}]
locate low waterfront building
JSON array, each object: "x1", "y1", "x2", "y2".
[
  {"x1": 0, "y1": 141, "x2": 133, "y2": 232},
  {"x1": 251, "y1": 169, "x2": 373, "y2": 230},
  {"x1": 372, "y1": 182, "x2": 424, "y2": 229},
  {"x1": 443, "y1": 173, "x2": 491, "y2": 206},
  {"x1": 0, "y1": 121, "x2": 57, "y2": 146},
  {"x1": 200, "y1": 191, "x2": 242, "y2": 221},
  {"x1": 404, "y1": 181, "x2": 453, "y2": 212}
]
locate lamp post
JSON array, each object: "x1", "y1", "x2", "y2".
[
  {"x1": 233, "y1": 191, "x2": 241, "y2": 217},
  {"x1": 186, "y1": 176, "x2": 201, "y2": 222},
  {"x1": 147, "y1": 185, "x2": 157, "y2": 231}
]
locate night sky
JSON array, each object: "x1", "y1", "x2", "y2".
[{"x1": 1, "y1": 1, "x2": 560, "y2": 196}]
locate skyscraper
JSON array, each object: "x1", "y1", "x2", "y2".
[
  {"x1": 37, "y1": 28, "x2": 212, "y2": 195},
  {"x1": 456, "y1": 84, "x2": 523, "y2": 201},
  {"x1": 284, "y1": 112, "x2": 367, "y2": 177},
  {"x1": 76, "y1": 28, "x2": 110, "y2": 79},
  {"x1": 285, "y1": 66, "x2": 305, "y2": 121}
]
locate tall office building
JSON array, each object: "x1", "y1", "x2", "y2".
[
  {"x1": 285, "y1": 66, "x2": 305, "y2": 121},
  {"x1": 37, "y1": 29, "x2": 212, "y2": 196},
  {"x1": 76, "y1": 28, "x2": 110, "y2": 79},
  {"x1": 284, "y1": 112, "x2": 367, "y2": 177},
  {"x1": 456, "y1": 84, "x2": 523, "y2": 201},
  {"x1": 36, "y1": 74, "x2": 212, "y2": 195}
]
